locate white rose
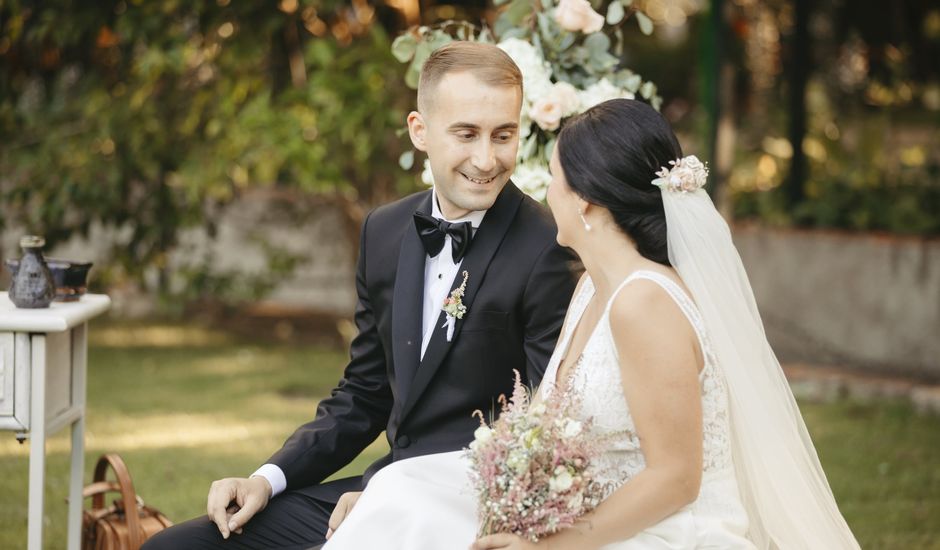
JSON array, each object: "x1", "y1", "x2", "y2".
[
  {"x1": 563, "y1": 419, "x2": 582, "y2": 438},
  {"x1": 554, "y1": 0, "x2": 605, "y2": 34},
  {"x1": 497, "y1": 38, "x2": 553, "y2": 106},
  {"x1": 578, "y1": 78, "x2": 632, "y2": 111},
  {"x1": 549, "y1": 467, "x2": 574, "y2": 492},
  {"x1": 473, "y1": 425, "x2": 493, "y2": 444},
  {"x1": 530, "y1": 402, "x2": 547, "y2": 416},
  {"x1": 529, "y1": 96, "x2": 564, "y2": 131},
  {"x1": 552, "y1": 81, "x2": 581, "y2": 116},
  {"x1": 512, "y1": 163, "x2": 552, "y2": 202}
]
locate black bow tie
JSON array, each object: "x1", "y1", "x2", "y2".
[{"x1": 413, "y1": 211, "x2": 474, "y2": 262}]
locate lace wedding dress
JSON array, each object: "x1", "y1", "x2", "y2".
[{"x1": 324, "y1": 271, "x2": 754, "y2": 549}]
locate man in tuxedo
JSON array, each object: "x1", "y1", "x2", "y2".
[{"x1": 144, "y1": 41, "x2": 576, "y2": 549}]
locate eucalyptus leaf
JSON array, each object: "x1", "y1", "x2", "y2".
[
  {"x1": 606, "y1": 2, "x2": 625, "y2": 25},
  {"x1": 504, "y1": 0, "x2": 535, "y2": 26},
  {"x1": 558, "y1": 31, "x2": 576, "y2": 51},
  {"x1": 391, "y1": 34, "x2": 417, "y2": 63},
  {"x1": 398, "y1": 150, "x2": 414, "y2": 170},
  {"x1": 640, "y1": 80, "x2": 656, "y2": 99},
  {"x1": 537, "y1": 12, "x2": 555, "y2": 42},
  {"x1": 521, "y1": 133, "x2": 539, "y2": 159},
  {"x1": 544, "y1": 138, "x2": 556, "y2": 162},
  {"x1": 584, "y1": 32, "x2": 610, "y2": 55},
  {"x1": 635, "y1": 11, "x2": 654, "y2": 35}
]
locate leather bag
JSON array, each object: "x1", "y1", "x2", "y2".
[{"x1": 82, "y1": 453, "x2": 173, "y2": 550}]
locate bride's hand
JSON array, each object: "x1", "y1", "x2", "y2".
[
  {"x1": 471, "y1": 533, "x2": 539, "y2": 550},
  {"x1": 325, "y1": 491, "x2": 363, "y2": 539}
]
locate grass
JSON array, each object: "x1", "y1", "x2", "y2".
[{"x1": 1, "y1": 322, "x2": 938, "y2": 549}]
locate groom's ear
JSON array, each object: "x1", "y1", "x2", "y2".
[{"x1": 407, "y1": 111, "x2": 429, "y2": 152}]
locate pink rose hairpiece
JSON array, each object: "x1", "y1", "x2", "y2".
[{"x1": 651, "y1": 155, "x2": 709, "y2": 193}]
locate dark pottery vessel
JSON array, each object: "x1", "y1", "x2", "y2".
[
  {"x1": 5, "y1": 257, "x2": 93, "y2": 303},
  {"x1": 6, "y1": 236, "x2": 55, "y2": 308}
]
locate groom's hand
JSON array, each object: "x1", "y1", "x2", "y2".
[
  {"x1": 206, "y1": 476, "x2": 272, "y2": 539},
  {"x1": 325, "y1": 491, "x2": 363, "y2": 539}
]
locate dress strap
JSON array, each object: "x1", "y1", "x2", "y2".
[
  {"x1": 603, "y1": 271, "x2": 702, "y2": 325},
  {"x1": 602, "y1": 271, "x2": 713, "y2": 374}
]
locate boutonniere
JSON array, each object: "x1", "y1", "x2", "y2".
[{"x1": 441, "y1": 270, "x2": 469, "y2": 342}]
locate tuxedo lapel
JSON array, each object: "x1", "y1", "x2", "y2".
[
  {"x1": 391, "y1": 191, "x2": 433, "y2": 399},
  {"x1": 399, "y1": 184, "x2": 524, "y2": 422}
]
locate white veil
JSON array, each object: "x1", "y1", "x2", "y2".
[{"x1": 661, "y1": 185, "x2": 860, "y2": 549}]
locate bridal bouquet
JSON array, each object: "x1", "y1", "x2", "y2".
[
  {"x1": 393, "y1": 0, "x2": 662, "y2": 201},
  {"x1": 465, "y1": 371, "x2": 606, "y2": 542}
]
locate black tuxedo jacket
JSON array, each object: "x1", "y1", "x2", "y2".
[{"x1": 266, "y1": 183, "x2": 577, "y2": 490}]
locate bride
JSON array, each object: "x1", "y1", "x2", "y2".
[{"x1": 322, "y1": 99, "x2": 860, "y2": 549}]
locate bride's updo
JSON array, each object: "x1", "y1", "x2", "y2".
[{"x1": 556, "y1": 98, "x2": 681, "y2": 266}]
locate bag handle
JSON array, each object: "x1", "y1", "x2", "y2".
[{"x1": 90, "y1": 453, "x2": 143, "y2": 549}]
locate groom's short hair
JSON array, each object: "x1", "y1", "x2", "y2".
[{"x1": 417, "y1": 41, "x2": 523, "y2": 113}]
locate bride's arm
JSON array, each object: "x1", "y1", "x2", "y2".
[{"x1": 543, "y1": 280, "x2": 705, "y2": 550}]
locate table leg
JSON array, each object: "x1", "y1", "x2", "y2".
[
  {"x1": 27, "y1": 334, "x2": 47, "y2": 550},
  {"x1": 67, "y1": 324, "x2": 87, "y2": 550}
]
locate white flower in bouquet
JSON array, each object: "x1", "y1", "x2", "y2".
[
  {"x1": 563, "y1": 418, "x2": 583, "y2": 438},
  {"x1": 578, "y1": 77, "x2": 635, "y2": 110},
  {"x1": 497, "y1": 38, "x2": 553, "y2": 107},
  {"x1": 474, "y1": 425, "x2": 494, "y2": 444},
  {"x1": 511, "y1": 162, "x2": 553, "y2": 202},
  {"x1": 549, "y1": 466, "x2": 574, "y2": 492},
  {"x1": 553, "y1": 0, "x2": 605, "y2": 34}
]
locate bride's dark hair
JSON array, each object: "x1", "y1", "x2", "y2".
[{"x1": 557, "y1": 98, "x2": 681, "y2": 266}]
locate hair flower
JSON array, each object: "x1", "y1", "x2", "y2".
[{"x1": 651, "y1": 155, "x2": 709, "y2": 193}]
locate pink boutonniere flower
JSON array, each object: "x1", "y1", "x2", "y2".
[{"x1": 441, "y1": 271, "x2": 469, "y2": 341}]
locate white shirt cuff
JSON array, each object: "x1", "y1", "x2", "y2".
[{"x1": 251, "y1": 464, "x2": 287, "y2": 497}]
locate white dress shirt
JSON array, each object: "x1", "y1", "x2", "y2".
[{"x1": 253, "y1": 188, "x2": 487, "y2": 497}]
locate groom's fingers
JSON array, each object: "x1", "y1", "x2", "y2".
[
  {"x1": 207, "y1": 478, "x2": 239, "y2": 539},
  {"x1": 227, "y1": 478, "x2": 270, "y2": 535},
  {"x1": 327, "y1": 491, "x2": 363, "y2": 539}
]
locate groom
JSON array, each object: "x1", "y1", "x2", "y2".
[{"x1": 144, "y1": 41, "x2": 576, "y2": 549}]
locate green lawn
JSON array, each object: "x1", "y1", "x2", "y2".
[{"x1": 1, "y1": 323, "x2": 937, "y2": 549}]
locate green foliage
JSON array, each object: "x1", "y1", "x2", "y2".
[
  {"x1": 0, "y1": 1, "x2": 416, "y2": 292},
  {"x1": 731, "y1": 92, "x2": 940, "y2": 235}
]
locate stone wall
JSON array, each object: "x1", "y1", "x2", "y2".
[
  {"x1": 734, "y1": 224, "x2": 939, "y2": 379},
  {"x1": 5, "y1": 199, "x2": 936, "y2": 378}
]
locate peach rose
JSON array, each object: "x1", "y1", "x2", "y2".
[
  {"x1": 554, "y1": 0, "x2": 605, "y2": 34},
  {"x1": 529, "y1": 96, "x2": 564, "y2": 131}
]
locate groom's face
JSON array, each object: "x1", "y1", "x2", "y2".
[{"x1": 408, "y1": 71, "x2": 522, "y2": 219}]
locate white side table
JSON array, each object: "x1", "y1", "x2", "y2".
[{"x1": 0, "y1": 292, "x2": 111, "y2": 550}]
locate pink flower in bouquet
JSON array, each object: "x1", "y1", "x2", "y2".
[{"x1": 465, "y1": 371, "x2": 607, "y2": 542}]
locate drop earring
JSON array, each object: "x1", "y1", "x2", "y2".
[{"x1": 579, "y1": 211, "x2": 592, "y2": 232}]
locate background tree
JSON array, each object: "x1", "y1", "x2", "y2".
[{"x1": 0, "y1": 0, "x2": 416, "y2": 295}]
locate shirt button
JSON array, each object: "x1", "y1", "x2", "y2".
[
  {"x1": 396, "y1": 435, "x2": 411, "y2": 448},
  {"x1": 438, "y1": 274, "x2": 442, "y2": 279}
]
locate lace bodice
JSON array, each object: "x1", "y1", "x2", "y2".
[{"x1": 539, "y1": 271, "x2": 734, "y2": 496}]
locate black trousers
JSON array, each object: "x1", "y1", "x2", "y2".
[{"x1": 141, "y1": 477, "x2": 361, "y2": 550}]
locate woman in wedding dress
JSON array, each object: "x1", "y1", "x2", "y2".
[{"x1": 322, "y1": 99, "x2": 859, "y2": 550}]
